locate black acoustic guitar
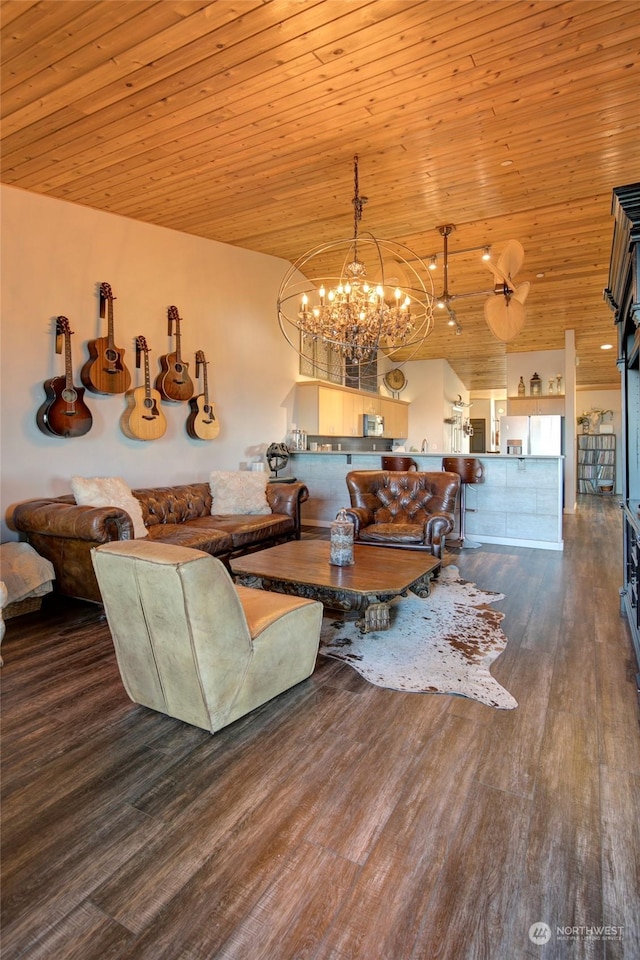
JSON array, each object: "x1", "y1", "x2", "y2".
[
  {"x1": 187, "y1": 350, "x2": 220, "y2": 440},
  {"x1": 155, "y1": 305, "x2": 194, "y2": 402},
  {"x1": 81, "y1": 282, "x2": 131, "y2": 394},
  {"x1": 37, "y1": 317, "x2": 93, "y2": 438}
]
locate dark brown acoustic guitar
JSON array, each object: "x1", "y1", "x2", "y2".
[
  {"x1": 186, "y1": 350, "x2": 220, "y2": 440},
  {"x1": 120, "y1": 336, "x2": 167, "y2": 441},
  {"x1": 155, "y1": 305, "x2": 194, "y2": 402},
  {"x1": 36, "y1": 317, "x2": 93, "y2": 438},
  {"x1": 81, "y1": 281, "x2": 131, "y2": 394}
]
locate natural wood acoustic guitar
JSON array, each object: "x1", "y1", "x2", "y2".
[
  {"x1": 186, "y1": 350, "x2": 220, "y2": 440},
  {"x1": 36, "y1": 317, "x2": 93, "y2": 438},
  {"x1": 155, "y1": 305, "x2": 194, "y2": 402},
  {"x1": 81, "y1": 282, "x2": 131, "y2": 394},
  {"x1": 120, "y1": 336, "x2": 167, "y2": 441}
]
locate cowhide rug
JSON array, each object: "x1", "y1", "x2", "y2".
[{"x1": 319, "y1": 566, "x2": 517, "y2": 710}]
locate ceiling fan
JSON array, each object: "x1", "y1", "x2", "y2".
[
  {"x1": 483, "y1": 239, "x2": 530, "y2": 342},
  {"x1": 434, "y1": 227, "x2": 530, "y2": 342}
]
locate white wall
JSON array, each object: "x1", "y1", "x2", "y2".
[
  {"x1": 402, "y1": 358, "x2": 469, "y2": 453},
  {"x1": 506, "y1": 350, "x2": 566, "y2": 396},
  {"x1": 0, "y1": 186, "x2": 299, "y2": 541}
]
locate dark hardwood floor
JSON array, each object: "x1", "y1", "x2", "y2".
[{"x1": 2, "y1": 497, "x2": 639, "y2": 959}]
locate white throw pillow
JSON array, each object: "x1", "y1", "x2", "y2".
[
  {"x1": 71, "y1": 476, "x2": 148, "y2": 539},
  {"x1": 209, "y1": 471, "x2": 271, "y2": 515}
]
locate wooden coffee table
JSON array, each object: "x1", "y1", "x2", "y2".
[{"x1": 230, "y1": 540, "x2": 440, "y2": 633}]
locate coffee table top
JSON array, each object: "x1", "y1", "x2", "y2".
[{"x1": 230, "y1": 539, "x2": 440, "y2": 597}]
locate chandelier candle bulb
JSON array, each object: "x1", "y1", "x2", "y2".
[{"x1": 330, "y1": 510, "x2": 355, "y2": 566}]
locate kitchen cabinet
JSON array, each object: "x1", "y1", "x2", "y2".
[
  {"x1": 380, "y1": 398, "x2": 409, "y2": 438},
  {"x1": 295, "y1": 381, "x2": 408, "y2": 438},
  {"x1": 507, "y1": 395, "x2": 565, "y2": 416},
  {"x1": 342, "y1": 392, "x2": 364, "y2": 436}
]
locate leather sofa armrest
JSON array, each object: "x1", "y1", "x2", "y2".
[
  {"x1": 423, "y1": 512, "x2": 455, "y2": 557},
  {"x1": 342, "y1": 506, "x2": 373, "y2": 538},
  {"x1": 266, "y1": 482, "x2": 309, "y2": 537},
  {"x1": 13, "y1": 499, "x2": 135, "y2": 542}
]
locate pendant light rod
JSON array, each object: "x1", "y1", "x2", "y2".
[{"x1": 438, "y1": 224, "x2": 456, "y2": 304}]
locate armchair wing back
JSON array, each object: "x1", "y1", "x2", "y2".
[
  {"x1": 343, "y1": 470, "x2": 460, "y2": 558},
  {"x1": 91, "y1": 540, "x2": 322, "y2": 733}
]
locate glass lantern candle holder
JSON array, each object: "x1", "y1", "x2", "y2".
[
  {"x1": 330, "y1": 509, "x2": 354, "y2": 566},
  {"x1": 530, "y1": 372, "x2": 542, "y2": 396}
]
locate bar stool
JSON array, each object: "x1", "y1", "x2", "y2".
[
  {"x1": 442, "y1": 457, "x2": 485, "y2": 547},
  {"x1": 381, "y1": 455, "x2": 418, "y2": 471}
]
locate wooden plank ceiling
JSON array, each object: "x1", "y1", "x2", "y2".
[{"x1": 2, "y1": 0, "x2": 639, "y2": 392}]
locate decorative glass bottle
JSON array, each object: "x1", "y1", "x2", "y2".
[
  {"x1": 330, "y1": 509, "x2": 354, "y2": 566},
  {"x1": 517, "y1": 376, "x2": 525, "y2": 396},
  {"x1": 530, "y1": 372, "x2": 542, "y2": 396}
]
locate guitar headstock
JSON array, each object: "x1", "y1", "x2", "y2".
[
  {"x1": 100, "y1": 282, "x2": 114, "y2": 301},
  {"x1": 55, "y1": 316, "x2": 72, "y2": 355},
  {"x1": 195, "y1": 348, "x2": 207, "y2": 376},
  {"x1": 135, "y1": 335, "x2": 149, "y2": 368},
  {"x1": 56, "y1": 316, "x2": 72, "y2": 336},
  {"x1": 168, "y1": 305, "x2": 181, "y2": 335}
]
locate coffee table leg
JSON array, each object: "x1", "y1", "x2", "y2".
[
  {"x1": 410, "y1": 571, "x2": 434, "y2": 599},
  {"x1": 360, "y1": 601, "x2": 390, "y2": 633}
]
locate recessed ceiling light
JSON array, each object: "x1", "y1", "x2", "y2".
[
  {"x1": 500, "y1": 159, "x2": 513, "y2": 167},
  {"x1": 601, "y1": 344, "x2": 613, "y2": 350},
  {"x1": 536, "y1": 272, "x2": 545, "y2": 278}
]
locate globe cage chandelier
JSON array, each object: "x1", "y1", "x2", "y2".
[{"x1": 277, "y1": 156, "x2": 436, "y2": 377}]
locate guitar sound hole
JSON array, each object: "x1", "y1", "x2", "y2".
[
  {"x1": 174, "y1": 363, "x2": 183, "y2": 374},
  {"x1": 105, "y1": 349, "x2": 118, "y2": 363},
  {"x1": 143, "y1": 397, "x2": 154, "y2": 410},
  {"x1": 62, "y1": 388, "x2": 78, "y2": 403}
]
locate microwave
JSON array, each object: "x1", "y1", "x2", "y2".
[{"x1": 363, "y1": 413, "x2": 384, "y2": 437}]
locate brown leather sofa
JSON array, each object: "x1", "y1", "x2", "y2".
[
  {"x1": 13, "y1": 481, "x2": 308, "y2": 603},
  {"x1": 341, "y1": 470, "x2": 460, "y2": 559}
]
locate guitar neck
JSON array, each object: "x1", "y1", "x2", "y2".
[
  {"x1": 64, "y1": 332, "x2": 74, "y2": 391},
  {"x1": 201, "y1": 360, "x2": 209, "y2": 407},
  {"x1": 106, "y1": 298, "x2": 115, "y2": 350},
  {"x1": 143, "y1": 349, "x2": 152, "y2": 399}
]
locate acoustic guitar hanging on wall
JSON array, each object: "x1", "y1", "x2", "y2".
[
  {"x1": 186, "y1": 350, "x2": 220, "y2": 440},
  {"x1": 36, "y1": 317, "x2": 93, "y2": 438},
  {"x1": 155, "y1": 305, "x2": 194, "y2": 402},
  {"x1": 81, "y1": 281, "x2": 131, "y2": 394},
  {"x1": 120, "y1": 336, "x2": 167, "y2": 441}
]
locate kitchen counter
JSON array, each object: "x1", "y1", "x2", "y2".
[{"x1": 288, "y1": 451, "x2": 565, "y2": 550}]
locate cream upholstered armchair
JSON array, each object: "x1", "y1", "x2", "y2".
[{"x1": 91, "y1": 540, "x2": 323, "y2": 733}]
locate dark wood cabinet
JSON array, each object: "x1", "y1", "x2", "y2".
[{"x1": 604, "y1": 182, "x2": 640, "y2": 681}]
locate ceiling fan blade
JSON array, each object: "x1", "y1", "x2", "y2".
[
  {"x1": 484, "y1": 295, "x2": 526, "y2": 342},
  {"x1": 485, "y1": 258, "x2": 517, "y2": 293},
  {"x1": 513, "y1": 280, "x2": 530, "y2": 305},
  {"x1": 497, "y1": 239, "x2": 525, "y2": 280}
]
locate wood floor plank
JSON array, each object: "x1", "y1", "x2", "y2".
[
  {"x1": 407, "y1": 781, "x2": 533, "y2": 960},
  {"x1": 600, "y1": 766, "x2": 640, "y2": 960}
]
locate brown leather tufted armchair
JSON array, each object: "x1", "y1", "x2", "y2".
[{"x1": 341, "y1": 470, "x2": 460, "y2": 560}]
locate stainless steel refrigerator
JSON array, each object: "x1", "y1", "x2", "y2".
[
  {"x1": 499, "y1": 415, "x2": 563, "y2": 455},
  {"x1": 530, "y1": 415, "x2": 563, "y2": 454}
]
